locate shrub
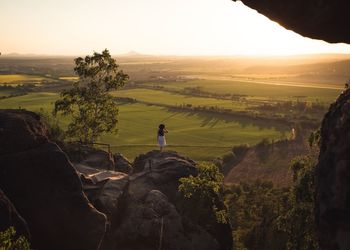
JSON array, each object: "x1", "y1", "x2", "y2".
[{"x1": 0, "y1": 227, "x2": 31, "y2": 250}]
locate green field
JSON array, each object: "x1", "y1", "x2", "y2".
[
  {"x1": 0, "y1": 92, "x2": 59, "y2": 110},
  {"x1": 112, "y1": 88, "x2": 247, "y2": 111},
  {"x1": 0, "y1": 90, "x2": 12, "y2": 97},
  {"x1": 146, "y1": 79, "x2": 341, "y2": 103},
  {"x1": 0, "y1": 74, "x2": 49, "y2": 85},
  {"x1": 0, "y1": 92, "x2": 288, "y2": 161}
]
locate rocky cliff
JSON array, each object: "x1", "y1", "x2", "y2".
[
  {"x1": 230, "y1": 2, "x2": 350, "y2": 249},
  {"x1": 0, "y1": 109, "x2": 232, "y2": 250},
  {"x1": 316, "y1": 89, "x2": 350, "y2": 250}
]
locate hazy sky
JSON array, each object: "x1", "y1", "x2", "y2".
[{"x1": 2, "y1": 0, "x2": 350, "y2": 56}]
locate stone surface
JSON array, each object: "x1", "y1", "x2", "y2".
[
  {"x1": 316, "y1": 89, "x2": 350, "y2": 250},
  {"x1": 0, "y1": 109, "x2": 107, "y2": 250},
  {"x1": 235, "y1": 0, "x2": 350, "y2": 44},
  {"x1": 114, "y1": 153, "x2": 133, "y2": 174}
]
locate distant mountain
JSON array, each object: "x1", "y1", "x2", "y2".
[{"x1": 117, "y1": 51, "x2": 154, "y2": 58}]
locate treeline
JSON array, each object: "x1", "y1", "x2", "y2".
[
  {"x1": 251, "y1": 100, "x2": 328, "y2": 115},
  {"x1": 181, "y1": 86, "x2": 247, "y2": 101},
  {"x1": 114, "y1": 97, "x2": 137, "y2": 103},
  {"x1": 0, "y1": 84, "x2": 35, "y2": 99},
  {"x1": 141, "y1": 84, "x2": 247, "y2": 101},
  {"x1": 169, "y1": 103, "x2": 320, "y2": 128}
]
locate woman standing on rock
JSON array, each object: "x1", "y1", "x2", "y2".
[{"x1": 157, "y1": 124, "x2": 168, "y2": 152}]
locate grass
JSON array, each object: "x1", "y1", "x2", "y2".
[
  {"x1": 102, "y1": 102, "x2": 287, "y2": 160},
  {"x1": 0, "y1": 92, "x2": 288, "y2": 161},
  {"x1": 0, "y1": 74, "x2": 48, "y2": 85}
]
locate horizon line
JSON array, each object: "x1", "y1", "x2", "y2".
[{"x1": 2, "y1": 51, "x2": 350, "y2": 58}]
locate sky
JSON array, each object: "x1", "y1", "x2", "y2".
[{"x1": 1, "y1": 0, "x2": 350, "y2": 56}]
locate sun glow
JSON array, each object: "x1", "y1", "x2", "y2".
[{"x1": 1, "y1": 0, "x2": 350, "y2": 56}]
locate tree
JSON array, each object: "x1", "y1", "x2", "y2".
[
  {"x1": 345, "y1": 77, "x2": 350, "y2": 89},
  {"x1": 54, "y1": 49, "x2": 128, "y2": 143},
  {"x1": 179, "y1": 163, "x2": 227, "y2": 224},
  {"x1": 276, "y1": 156, "x2": 319, "y2": 250},
  {"x1": 225, "y1": 180, "x2": 289, "y2": 250}
]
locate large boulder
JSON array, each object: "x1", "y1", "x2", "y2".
[
  {"x1": 108, "y1": 151, "x2": 231, "y2": 250},
  {"x1": 316, "y1": 89, "x2": 350, "y2": 250},
  {"x1": 0, "y1": 109, "x2": 106, "y2": 250},
  {"x1": 235, "y1": 0, "x2": 350, "y2": 43},
  {"x1": 130, "y1": 150, "x2": 198, "y2": 204},
  {"x1": 113, "y1": 189, "x2": 220, "y2": 250}
]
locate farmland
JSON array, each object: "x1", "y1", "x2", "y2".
[
  {"x1": 0, "y1": 74, "x2": 50, "y2": 85},
  {"x1": 0, "y1": 54, "x2": 348, "y2": 161},
  {"x1": 143, "y1": 79, "x2": 341, "y2": 103}
]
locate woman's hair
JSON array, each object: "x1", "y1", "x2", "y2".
[{"x1": 159, "y1": 124, "x2": 165, "y2": 129}]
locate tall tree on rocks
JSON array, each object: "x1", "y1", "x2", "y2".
[{"x1": 54, "y1": 49, "x2": 128, "y2": 143}]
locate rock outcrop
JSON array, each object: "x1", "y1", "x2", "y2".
[
  {"x1": 0, "y1": 109, "x2": 232, "y2": 250},
  {"x1": 316, "y1": 89, "x2": 350, "y2": 250},
  {"x1": 76, "y1": 150, "x2": 233, "y2": 250},
  {"x1": 0, "y1": 109, "x2": 106, "y2": 250},
  {"x1": 235, "y1": 0, "x2": 350, "y2": 44}
]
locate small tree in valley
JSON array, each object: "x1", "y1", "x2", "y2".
[{"x1": 54, "y1": 49, "x2": 128, "y2": 143}]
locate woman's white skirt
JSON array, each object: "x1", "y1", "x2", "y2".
[{"x1": 158, "y1": 136, "x2": 166, "y2": 146}]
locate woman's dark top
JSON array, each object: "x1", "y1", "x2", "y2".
[{"x1": 158, "y1": 129, "x2": 164, "y2": 136}]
